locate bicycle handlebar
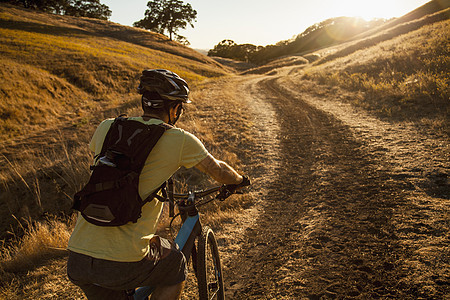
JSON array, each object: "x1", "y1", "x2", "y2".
[
  {"x1": 171, "y1": 176, "x2": 251, "y2": 203},
  {"x1": 172, "y1": 186, "x2": 221, "y2": 201},
  {"x1": 167, "y1": 176, "x2": 250, "y2": 231}
]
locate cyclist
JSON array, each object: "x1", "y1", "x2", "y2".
[{"x1": 67, "y1": 69, "x2": 248, "y2": 300}]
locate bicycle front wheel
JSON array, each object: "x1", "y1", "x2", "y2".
[{"x1": 196, "y1": 226, "x2": 225, "y2": 300}]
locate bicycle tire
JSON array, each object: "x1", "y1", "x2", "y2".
[{"x1": 196, "y1": 226, "x2": 225, "y2": 300}]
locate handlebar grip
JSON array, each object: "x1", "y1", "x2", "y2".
[
  {"x1": 217, "y1": 175, "x2": 251, "y2": 201},
  {"x1": 239, "y1": 175, "x2": 251, "y2": 187}
]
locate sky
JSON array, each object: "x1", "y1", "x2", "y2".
[{"x1": 101, "y1": 0, "x2": 431, "y2": 50}]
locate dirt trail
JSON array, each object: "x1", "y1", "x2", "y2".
[{"x1": 214, "y1": 74, "x2": 449, "y2": 299}]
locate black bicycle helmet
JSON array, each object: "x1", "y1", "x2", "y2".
[{"x1": 137, "y1": 69, "x2": 190, "y2": 103}]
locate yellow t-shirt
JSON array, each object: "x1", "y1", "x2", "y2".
[{"x1": 68, "y1": 117, "x2": 208, "y2": 261}]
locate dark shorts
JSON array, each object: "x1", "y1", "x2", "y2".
[{"x1": 67, "y1": 236, "x2": 187, "y2": 300}]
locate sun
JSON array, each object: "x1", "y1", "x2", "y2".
[{"x1": 331, "y1": 0, "x2": 415, "y2": 21}]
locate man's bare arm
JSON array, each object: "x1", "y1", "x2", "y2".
[{"x1": 195, "y1": 154, "x2": 243, "y2": 185}]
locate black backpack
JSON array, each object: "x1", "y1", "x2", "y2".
[{"x1": 73, "y1": 117, "x2": 171, "y2": 226}]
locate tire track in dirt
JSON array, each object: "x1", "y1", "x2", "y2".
[
  {"x1": 278, "y1": 77, "x2": 449, "y2": 200},
  {"x1": 194, "y1": 75, "x2": 283, "y2": 267},
  {"x1": 223, "y1": 75, "x2": 449, "y2": 299},
  {"x1": 179, "y1": 76, "x2": 284, "y2": 299}
]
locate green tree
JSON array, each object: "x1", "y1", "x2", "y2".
[
  {"x1": 208, "y1": 40, "x2": 257, "y2": 62},
  {"x1": 2, "y1": 0, "x2": 111, "y2": 20},
  {"x1": 64, "y1": 0, "x2": 111, "y2": 20},
  {"x1": 234, "y1": 43, "x2": 257, "y2": 62},
  {"x1": 208, "y1": 40, "x2": 237, "y2": 58},
  {"x1": 1, "y1": 0, "x2": 66, "y2": 11},
  {"x1": 134, "y1": 0, "x2": 197, "y2": 42}
]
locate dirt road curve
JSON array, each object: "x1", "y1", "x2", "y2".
[{"x1": 211, "y1": 74, "x2": 449, "y2": 299}]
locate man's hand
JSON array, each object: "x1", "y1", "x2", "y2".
[{"x1": 217, "y1": 175, "x2": 251, "y2": 200}]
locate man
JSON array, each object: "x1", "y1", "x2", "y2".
[{"x1": 67, "y1": 69, "x2": 248, "y2": 299}]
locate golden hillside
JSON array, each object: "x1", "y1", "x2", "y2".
[
  {"x1": 248, "y1": 1, "x2": 449, "y2": 132},
  {"x1": 0, "y1": 3, "x2": 230, "y2": 139}
]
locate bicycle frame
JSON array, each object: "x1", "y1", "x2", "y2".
[{"x1": 133, "y1": 186, "x2": 221, "y2": 300}]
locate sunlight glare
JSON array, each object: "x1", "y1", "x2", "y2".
[{"x1": 331, "y1": 0, "x2": 407, "y2": 20}]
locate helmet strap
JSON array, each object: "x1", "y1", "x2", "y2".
[{"x1": 172, "y1": 106, "x2": 182, "y2": 125}]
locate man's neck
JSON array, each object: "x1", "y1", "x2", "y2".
[{"x1": 142, "y1": 114, "x2": 169, "y2": 122}]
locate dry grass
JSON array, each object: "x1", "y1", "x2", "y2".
[
  {"x1": 0, "y1": 4, "x2": 234, "y2": 296},
  {"x1": 0, "y1": 216, "x2": 77, "y2": 299},
  {"x1": 0, "y1": 127, "x2": 93, "y2": 239},
  {"x1": 0, "y1": 3, "x2": 228, "y2": 139},
  {"x1": 0, "y1": 73, "x2": 256, "y2": 298},
  {"x1": 0, "y1": 218, "x2": 71, "y2": 272},
  {"x1": 314, "y1": 7, "x2": 450, "y2": 66},
  {"x1": 242, "y1": 55, "x2": 309, "y2": 75}
]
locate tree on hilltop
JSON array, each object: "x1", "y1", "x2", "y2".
[
  {"x1": 1, "y1": 0, "x2": 64, "y2": 12},
  {"x1": 208, "y1": 39, "x2": 237, "y2": 58},
  {"x1": 134, "y1": 0, "x2": 197, "y2": 44},
  {"x1": 65, "y1": 0, "x2": 111, "y2": 20},
  {"x1": 208, "y1": 40, "x2": 258, "y2": 62}
]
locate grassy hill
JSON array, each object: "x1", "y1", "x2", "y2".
[
  {"x1": 0, "y1": 2, "x2": 233, "y2": 277},
  {"x1": 0, "y1": 3, "x2": 230, "y2": 140},
  {"x1": 248, "y1": 0, "x2": 449, "y2": 132},
  {"x1": 301, "y1": 1, "x2": 449, "y2": 127},
  {"x1": 314, "y1": 0, "x2": 450, "y2": 65}
]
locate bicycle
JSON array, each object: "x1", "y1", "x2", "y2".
[{"x1": 130, "y1": 177, "x2": 250, "y2": 300}]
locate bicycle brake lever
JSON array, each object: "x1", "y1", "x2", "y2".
[
  {"x1": 216, "y1": 193, "x2": 228, "y2": 201},
  {"x1": 216, "y1": 188, "x2": 231, "y2": 201}
]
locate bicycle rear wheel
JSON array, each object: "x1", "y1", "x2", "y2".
[{"x1": 196, "y1": 226, "x2": 225, "y2": 300}]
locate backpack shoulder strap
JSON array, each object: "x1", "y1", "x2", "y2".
[
  {"x1": 139, "y1": 123, "x2": 173, "y2": 205},
  {"x1": 93, "y1": 117, "x2": 125, "y2": 164},
  {"x1": 158, "y1": 122, "x2": 173, "y2": 130}
]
